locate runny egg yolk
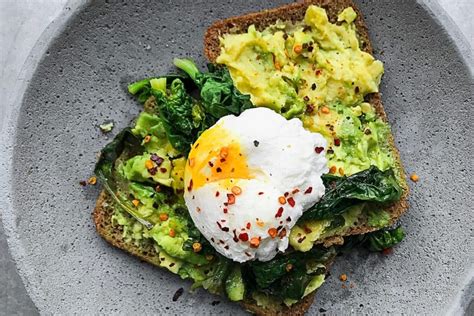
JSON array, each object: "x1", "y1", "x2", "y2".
[{"x1": 185, "y1": 123, "x2": 254, "y2": 191}]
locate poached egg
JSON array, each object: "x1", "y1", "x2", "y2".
[{"x1": 184, "y1": 108, "x2": 327, "y2": 262}]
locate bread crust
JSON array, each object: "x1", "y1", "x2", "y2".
[{"x1": 94, "y1": 1, "x2": 409, "y2": 315}]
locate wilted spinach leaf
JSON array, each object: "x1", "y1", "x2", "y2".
[
  {"x1": 300, "y1": 166, "x2": 403, "y2": 222},
  {"x1": 340, "y1": 226, "x2": 405, "y2": 253},
  {"x1": 174, "y1": 58, "x2": 253, "y2": 126},
  {"x1": 151, "y1": 78, "x2": 203, "y2": 154},
  {"x1": 245, "y1": 247, "x2": 336, "y2": 300}
]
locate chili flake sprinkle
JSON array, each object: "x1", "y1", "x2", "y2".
[
  {"x1": 145, "y1": 159, "x2": 154, "y2": 170},
  {"x1": 215, "y1": 191, "x2": 220, "y2": 197},
  {"x1": 275, "y1": 207, "x2": 284, "y2": 218},
  {"x1": 410, "y1": 173, "x2": 419, "y2": 182},
  {"x1": 132, "y1": 199, "x2": 140, "y2": 207},
  {"x1": 187, "y1": 179, "x2": 193, "y2": 192},
  {"x1": 339, "y1": 274, "x2": 347, "y2": 282},
  {"x1": 231, "y1": 186, "x2": 242, "y2": 195},
  {"x1": 287, "y1": 197, "x2": 295, "y2": 207},
  {"x1": 278, "y1": 196, "x2": 287, "y2": 204},
  {"x1": 246, "y1": 222, "x2": 251, "y2": 229},
  {"x1": 169, "y1": 229, "x2": 176, "y2": 237},
  {"x1": 144, "y1": 135, "x2": 151, "y2": 143},
  {"x1": 304, "y1": 187, "x2": 313, "y2": 194},
  {"x1": 334, "y1": 138, "x2": 341, "y2": 146},
  {"x1": 268, "y1": 228, "x2": 277, "y2": 238},
  {"x1": 329, "y1": 166, "x2": 337, "y2": 174},
  {"x1": 159, "y1": 213, "x2": 169, "y2": 221},
  {"x1": 159, "y1": 167, "x2": 167, "y2": 173},
  {"x1": 253, "y1": 140, "x2": 260, "y2": 147},
  {"x1": 278, "y1": 228, "x2": 287, "y2": 238},
  {"x1": 88, "y1": 176, "x2": 97, "y2": 185},
  {"x1": 321, "y1": 106, "x2": 330, "y2": 114},
  {"x1": 258, "y1": 192, "x2": 264, "y2": 195},
  {"x1": 150, "y1": 154, "x2": 164, "y2": 165},
  {"x1": 79, "y1": 180, "x2": 87, "y2": 186},
  {"x1": 315, "y1": 146, "x2": 324, "y2": 154},
  {"x1": 227, "y1": 193, "x2": 236, "y2": 205},
  {"x1": 216, "y1": 167, "x2": 222, "y2": 173},
  {"x1": 250, "y1": 237, "x2": 260, "y2": 248},
  {"x1": 192, "y1": 242, "x2": 202, "y2": 253},
  {"x1": 239, "y1": 232, "x2": 249, "y2": 242}
]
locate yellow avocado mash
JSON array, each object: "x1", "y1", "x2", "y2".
[{"x1": 216, "y1": 6, "x2": 384, "y2": 118}]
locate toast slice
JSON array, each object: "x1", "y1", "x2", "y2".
[
  {"x1": 94, "y1": 190, "x2": 321, "y2": 315},
  {"x1": 203, "y1": 0, "x2": 409, "y2": 248}
]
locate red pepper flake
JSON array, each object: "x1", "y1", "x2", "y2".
[
  {"x1": 303, "y1": 225, "x2": 312, "y2": 234},
  {"x1": 239, "y1": 232, "x2": 249, "y2": 242},
  {"x1": 286, "y1": 216, "x2": 292, "y2": 222},
  {"x1": 278, "y1": 196, "x2": 286, "y2": 204},
  {"x1": 187, "y1": 179, "x2": 193, "y2": 192},
  {"x1": 292, "y1": 189, "x2": 300, "y2": 194},
  {"x1": 223, "y1": 208, "x2": 228, "y2": 214},
  {"x1": 219, "y1": 239, "x2": 225, "y2": 244},
  {"x1": 278, "y1": 228, "x2": 287, "y2": 238},
  {"x1": 216, "y1": 221, "x2": 222, "y2": 229},
  {"x1": 215, "y1": 191, "x2": 220, "y2": 197},
  {"x1": 275, "y1": 207, "x2": 284, "y2": 218},
  {"x1": 79, "y1": 180, "x2": 87, "y2": 186},
  {"x1": 246, "y1": 222, "x2": 251, "y2": 229},
  {"x1": 245, "y1": 252, "x2": 251, "y2": 257},
  {"x1": 304, "y1": 187, "x2": 313, "y2": 194},
  {"x1": 315, "y1": 69, "x2": 322, "y2": 76},
  {"x1": 329, "y1": 166, "x2": 337, "y2": 174},
  {"x1": 382, "y1": 248, "x2": 393, "y2": 255},
  {"x1": 334, "y1": 138, "x2": 341, "y2": 146},
  {"x1": 232, "y1": 229, "x2": 239, "y2": 242},
  {"x1": 224, "y1": 245, "x2": 229, "y2": 250},
  {"x1": 211, "y1": 237, "x2": 215, "y2": 243},
  {"x1": 298, "y1": 236, "x2": 307, "y2": 243},
  {"x1": 160, "y1": 167, "x2": 167, "y2": 173},
  {"x1": 315, "y1": 147, "x2": 324, "y2": 154},
  {"x1": 208, "y1": 161, "x2": 214, "y2": 167},
  {"x1": 258, "y1": 192, "x2": 264, "y2": 195},
  {"x1": 188, "y1": 158, "x2": 195, "y2": 167},
  {"x1": 268, "y1": 228, "x2": 277, "y2": 238},
  {"x1": 287, "y1": 197, "x2": 295, "y2": 207},
  {"x1": 150, "y1": 154, "x2": 164, "y2": 166},
  {"x1": 220, "y1": 219, "x2": 226, "y2": 223},
  {"x1": 305, "y1": 104, "x2": 315, "y2": 115},
  {"x1": 227, "y1": 193, "x2": 235, "y2": 205},
  {"x1": 284, "y1": 192, "x2": 289, "y2": 197},
  {"x1": 250, "y1": 237, "x2": 260, "y2": 248},
  {"x1": 216, "y1": 167, "x2": 222, "y2": 173},
  {"x1": 222, "y1": 227, "x2": 229, "y2": 232},
  {"x1": 196, "y1": 207, "x2": 201, "y2": 213},
  {"x1": 220, "y1": 158, "x2": 226, "y2": 163},
  {"x1": 231, "y1": 186, "x2": 242, "y2": 195},
  {"x1": 219, "y1": 147, "x2": 229, "y2": 159},
  {"x1": 148, "y1": 167, "x2": 158, "y2": 175}
]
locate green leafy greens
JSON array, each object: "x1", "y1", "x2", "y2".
[{"x1": 300, "y1": 166, "x2": 403, "y2": 222}]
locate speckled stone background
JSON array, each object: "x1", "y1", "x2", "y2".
[{"x1": 1, "y1": 0, "x2": 473, "y2": 315}]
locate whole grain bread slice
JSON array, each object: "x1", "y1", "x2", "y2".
[
  {"x1": 203, "y1": 0, "x2": 409, "y2": 247},
  {"x1": 94, "y1": 190, "x2": 324, "y2": 315}
]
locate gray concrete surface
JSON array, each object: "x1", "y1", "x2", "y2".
[{"x1": 0, "y1": 0, "x2": 472, "y2": 315}]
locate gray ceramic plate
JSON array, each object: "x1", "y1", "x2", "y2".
[{"x1": 1, "y1": 0, "x2": 473, "y2": 314}]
